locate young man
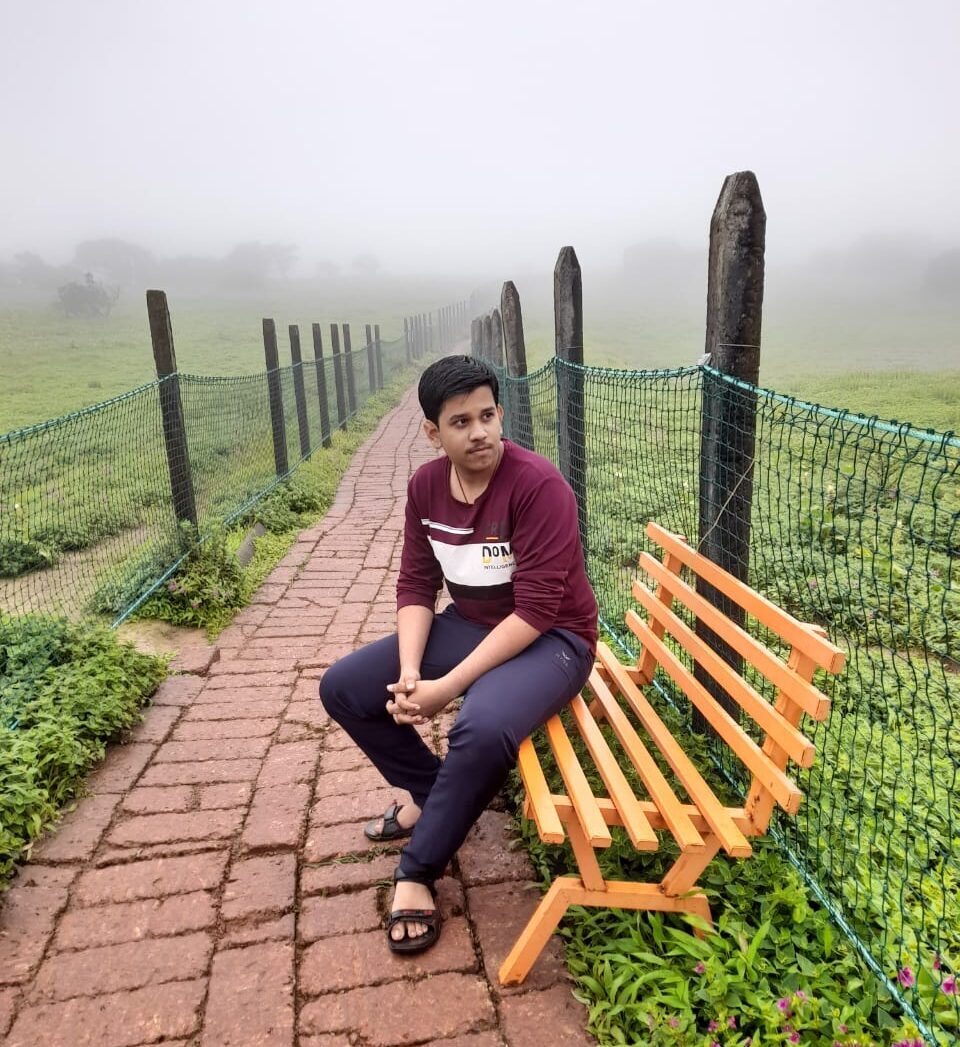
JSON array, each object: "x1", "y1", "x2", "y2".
[{"x1": 319, "y1": 354, "x2": 597, "y2": 954}]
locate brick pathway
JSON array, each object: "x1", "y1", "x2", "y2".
[{"x1": 0, "y1": 388, "x2": 595, "y2": 1047}]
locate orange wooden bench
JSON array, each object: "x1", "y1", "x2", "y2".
[{"x1": 499, "y1": 521, "x2": 846, "y2": 985}]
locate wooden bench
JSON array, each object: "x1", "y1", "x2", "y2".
[{"x1": 499, "y1": 522, "x2": 846, "y2": 985}]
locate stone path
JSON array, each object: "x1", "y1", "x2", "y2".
[{"x1": 0, "y1": 388, "x2": 595, "y2": 1047}]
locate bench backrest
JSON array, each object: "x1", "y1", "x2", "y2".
[{"x1": 627, "y1": 522, "x2": 846, "y2": 834}]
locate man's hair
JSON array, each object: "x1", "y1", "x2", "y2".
[{"x1": 417, "y1": 355, "x2": 500, "y2": 424}]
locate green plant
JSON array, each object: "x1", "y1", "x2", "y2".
[{"x1": 0, "y1": 614, "x2": 166, "y2": 887}]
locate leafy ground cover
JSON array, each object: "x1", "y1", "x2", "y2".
[{"x1": 0, "y1": 615, "x2": 166, "y2": 888}]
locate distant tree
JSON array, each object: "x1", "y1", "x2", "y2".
[
  {"x1": 220, "y1": 241, "x2": 298, "y2": 288},
  {"x1": 351, "y1": 253, "x2": 382, "y2": 276},
  {"x1": 12, "y1": 251, "x2": 65, "y2": 291},
  {"x1": 57, "y1": 272, "x2": 119, "y2": 318},
  {"x1": 73, "y1": 239, "x2": 156, "y2": 286}
]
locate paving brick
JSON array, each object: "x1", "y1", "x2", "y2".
[
  {"x1": 54, "y1": 891, "x2": 216, "y2": 950},
  {"x1": 499, "y1": 984, "x2": 594, "y2": 1046},
  {"x1": 153, "y1": 736, "x2": 271, "y2": 762},
  {"x1": 202, "y1": 941, "x2": 293, "y2": 1047},
  {"x1": 172, "y1": 717, "x2": 277, "y2": 739},
  {"x1": 293, "y1": 676, "x2": 325, "y2": 701},
  {"x1": 10, "y1": 865, "x2": 77, "y2": 890},
  {"x1": 299, "y1": 1036, "x2": 352, "y2": 1047},
  {"x1": 183, "y1": 699, "x2": 286, "y2": 721},
  {"x1": 310, "y1": 786, "x2": 396, "y2": 827},
  {"x1": 318, "y1": 744, "x2": 367, "y2": 772},
  {"x1": 301, "y1": 855, "x2": 397, "y2": 896},
  {"x1": 343, "y1": 582, "x2": 382, "y2": 603},
  {"x1": 204, "y1": 669, "x2": 296, "y2": 690},
  {"x1": 5, "y1": 978, "x2": 205, "y2": 1047},
  {"x1": 299, "y1": 642, "x2": 357, "y2": 668},
  {"x1": 107, "y1": 807, "x2": 244, "y2": 846},
  {"x1": 139, "y1": 758, "x2": 262, "y2": 786},
  {"x1": 0, "y1": 884, "x2": 70, "y2": 985},
  {"x1": 32, "y1": 794, "x2": 120, "y2": 862},
  {"x1": 233, "y1": 603, "x2": 271, "y2": 626},
  {"x1": 298, "y1": 887, "x2": 381, "y2": 942},
  {"x1": 285, "y1": 700, "x2": 330, "y2": 729},
  {"x1": 190, "y1": 684, "x2": 291, "y2": 704},
  {"x1": 221, "y1": 853, "x2": 296, "y2": 923},
  {"x1": 221, "y1": 913, "x2": 295, "y2": 949},
  {"x1": 321, "y1": 726, "x2": 362, "y2": 750},
  {"x1": 242, "y1": 783, "x2": 311, "y2": 851},
  {"x1": 466, "y1": 881, "x2": 568, "y2": 993},
  {"x1": 258, "y1": 739, "x2": 321, "y2": 785},
  {"x1": 86, "y1": 743, "x2": 155, "y2": 793},
  {"x1": 302, "y1": 820, "x2": 394, "y2": 864},
  {"x1": 421, "y1": 1036, "x2": 502, "y2": 1047},
  {"x1": 458, "y1": 811, "x2": 534, "y2": 886},
  {"x1": 29, "y1": 932, "x2": 212, "y2": 1001},
  {"x1": 209, "y1": 658, "x2": 300, "y2": 676},
  {"x1": 199, "y1": 781, "x2": 252, "y2": 809},
  {"x1": 276, "y1": 720, "x2": 315, "y2": 742},
  {"x1": 0, "y1": 987, "x2": 17, "y2": 1037},
  {"x1": 151, "y1": 674, "x2": 205, "y2": 706},
  {"x1": 301, "y1": 918, "x2": 476, "y2": 995},
  {"x1": 299, "y1": 972, "x2": 494, "y2": 1044},
  {"x1": 73, "y1": 851, "x2": 229, "y2": 906},
  {"x1": 127, "y1": 703, "x2": 180, "y2": 743},
  {"x1": 170, "y1": 646, "x2": 219, "y2": 674},
  {"x1": 250, "y1": 583, "x2": 287, "y2": 605},
  {"x1": 314, "y1": 765, "x2": 388, "y2": 799},
  {"x1": 94, "y1": 839, "x2": 220, "y2": 865},
  {"x1": 122, "y1": 785, "x2": 193, "y2": 814}
]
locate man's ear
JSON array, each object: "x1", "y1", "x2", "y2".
[
  {"x1": 497, "y1": 404, "x2": 504, "y2": 425},
  {"x1": 422, "y1": 419, "x2": 442, "y2": 448}
]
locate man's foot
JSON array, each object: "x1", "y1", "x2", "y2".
[
  {"x1": 364, "y1": 801, "x2": 421, "y2": 842},
  {"x1": 387, "y1": 879, "x2": 440, "y2": 952}
]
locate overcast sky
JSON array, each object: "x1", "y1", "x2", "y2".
[{"x1": 2, "y1": 0, "x2": 958, "y2": 275}]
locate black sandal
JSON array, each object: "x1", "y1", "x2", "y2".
[
  {"x1": 386, "y1": 875, "x2": 441, "y2": 954},
  {"x1": 364, "y1": 801, "x2": 414, "y2": 842}
]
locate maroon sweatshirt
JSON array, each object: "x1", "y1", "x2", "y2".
[{"x1": 397, "y1": 440, "x2": 598, "y2": 652}]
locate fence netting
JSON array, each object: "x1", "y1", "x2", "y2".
[
  {"x1": 501, "y1": 357, "x2": 958, "y2": 1043},
  {"x1": 0, "y1": 335, "x2": 410, "y2": 626}
]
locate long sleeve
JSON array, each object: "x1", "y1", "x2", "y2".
[{"x1": 397, "y1": 478, "x2": 444, "y2": 611}]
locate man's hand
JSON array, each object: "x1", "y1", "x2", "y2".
[
  {"x1": 386, "y1": 667, "x2": 423, "y2": 725},
  {"x1": 385, "y1": 675, "x2": 456, "y2": 725}
]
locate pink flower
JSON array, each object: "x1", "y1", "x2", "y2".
[
  {"x1": 789, "y1": 1034, "x2": 800, "y2": 1044},
  {"x1": 795, "y1": 990, "x2": 807, "y2": 1002},
  {"x1": 776, "y1": 998, "x2": 792, "y2": 1014},
  {"x1": 942, "y1": 975, "x2": 957, "y2": 995},
  {"x1": 694, "y1": 962, "x2": 706, "y2": 974},
  {"x1": 668, "y1": 1017, "x2": 679, "y2": 1029},
  {"x1": 898, "y1": 966, "x2": 915, "y2": 988},
  {"x1": 728, "y1": 1016, "x2": 737, "y2": 1028},
  {"x1": 933, "y1": 954, "x2": 942, "y2": 971},
  {"x1": 708, "y1": 1020, "x2": 720, "y2": 1032}
]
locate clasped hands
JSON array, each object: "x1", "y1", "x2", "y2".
[{"x1": 385, "y1": 670, "x2": 456, "y2": 726}]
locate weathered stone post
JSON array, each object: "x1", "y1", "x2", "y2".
[
  {"x1": 311, "y1": 323, "x2": 332, "y2": 448},
  {"x1": 489, "y1": 308, "x2": 504, "y2": 368},
  {"x1": 501, "y1": 281, "x2": 534, "y2": 452},
  {"x1": 342, "y1": 323, "x2": 358, "y2": 416},
  {"x1": 289, "y1": 324, "x2": 311, "y2": 460},
  {"x1": 365, "y1": 323, "x2": 376, "y2": 394},
  {"x1": 261, "y1": 318, "x2": 290, "y2": 479},
  {"x1": 695, "y1": 170, "x2": 766, "y2": 730},
  {"x1": 374, "y1": 324, "x2": 384, "y2": 389},
  {"x1": 329, "y1": 323, "x2": 348, "y2": 431},
  {"x1": 146, "y1": 290, "x2": 198, "y2": 527},
  {"x1": 554, "y1": 247, "x2": 587, "y2": 542}
]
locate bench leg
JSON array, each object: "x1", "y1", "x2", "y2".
[{"x1": 498, "y1": 877, "x2": 577, "y2": 985}]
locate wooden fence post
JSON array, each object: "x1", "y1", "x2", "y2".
[
  {"x1": 374, "y1": 324, "x2": 384, "y2": 389},
  {"x1": 330, "y1": 323, "x2": 348, "y2": 431},
  {"x1": 146, "y1": 290, "x2": 198, "y2": 528},
  {"x1": 695, "y1": 170, "x2": 766, "y2": 729},
  {"x1": 289, "y1": 324, "x2": 311, "y2": 461},
  {"x1": 489, "y1": 308, "x2": 504, "y2": 368},
  {"x1": 501, "y1": 281, "x2": 534, "y2": 452},
  {"x1": 554, "y1": 246, "x2": 587, "y2": 542},
  {"x1": 471, "y1": 317, "x2": 480, "y2": 356},
  {"x1": 342, "y1": 323, "x2": 358, "y2": 416},
  {"x1": 482, "y1": 313, "x2": 493, "y2": 363},
  {"x1": 312, "y1": 323, "x2": 332, "y2": 448},
  {"x1": 262, "y1": 318, "x2": 290, "y2": 479},
  {"x1": 364, "y1": 323, "x2": 376, "y2": 394}
]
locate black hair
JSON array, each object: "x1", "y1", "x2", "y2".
[{"x1": 417, "y1": 354, "x2": 500, "y2": 424}]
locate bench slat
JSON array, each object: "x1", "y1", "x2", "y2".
[
  {"x1": 625, "y1": 616, "x2": 804, "y2": 816},
  {"x1": 588, "y1": 662, "x2": 706, "y2": 854},
  {"x1": 549, "y1": 794, "x2": 755, "y2": 838},
  {"x1": 569, "y1": 694, "x2": 659, "y2": 850},
  {"x1": 637, "y1": 554, "x2": 831, "y2": 722},
  {"x1": 646, "y1": 523, "x2": 846, "y2": 674},
  {"x1": 598, "y1": 645, "x2": 754, "y2": 856},
  {"x1": 517, "y1": 738, "x2": 565, "y2": 844},
  {"x1": 545, "y1": 716, "x2": 613, "y2": 848},
  {"x1": 632, "y1": 582, "x2": 816, "y2": 768}
]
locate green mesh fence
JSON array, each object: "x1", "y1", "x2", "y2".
[
  {"x1": 501, "y1": 357, "x2": 959, "y2": 1044},
  {"x1": 0, "y1": 335, "x2": 409, "y2": 626}
]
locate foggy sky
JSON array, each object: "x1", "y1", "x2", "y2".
[{"x1": 2, "y1": 0, "x2": 958, "y2": 276}]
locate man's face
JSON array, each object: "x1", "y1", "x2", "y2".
[{"x1": 423, "y1": 385, "x2": 504, "y2": 474}]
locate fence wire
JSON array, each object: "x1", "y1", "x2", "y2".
[
  {"x1": 0, "y1": 335, "x2": 411, "y2": 625},
  {"x1": 501, "y1": 357, "x2": 958, "y2": 1044}
]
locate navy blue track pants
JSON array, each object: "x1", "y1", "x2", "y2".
[{"x1": 318, "y1": 606, "x2": 594, "y2": 884}]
